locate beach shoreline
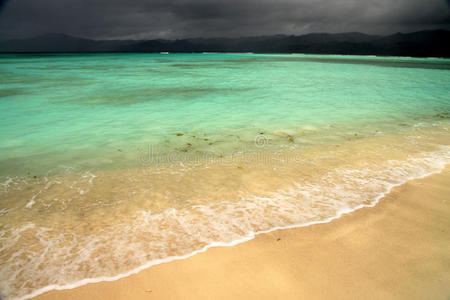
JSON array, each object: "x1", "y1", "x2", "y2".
[{"x1": 31, "y1": 166, "x2": 450, "y2": 300}]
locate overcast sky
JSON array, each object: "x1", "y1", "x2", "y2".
[{"x1": 0, "y1": 0, "x2": 449, "y2": 40}]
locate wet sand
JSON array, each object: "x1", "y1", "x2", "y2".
[{"x1": 34, "y1": 167, "x2": 450, "y2": 300}]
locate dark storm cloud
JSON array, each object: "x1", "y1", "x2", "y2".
[{"x1": 0, "y1": 0, "x2": 449, "y2": 40}]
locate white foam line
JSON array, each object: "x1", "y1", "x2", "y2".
[{"x1": 16, "y1": 162, "x2": 448, "y2": 300}]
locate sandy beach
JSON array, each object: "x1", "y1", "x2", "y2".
[
  {"x1": 2, "y1": 53, "x2": 449, "y2": 300},
  {"x1": 33, "y1": 166, "x2": 450, "y2": 300}
]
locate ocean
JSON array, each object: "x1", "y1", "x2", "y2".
[{"x1": 0, "y1": 53, "x2": 449, "y2": 299}]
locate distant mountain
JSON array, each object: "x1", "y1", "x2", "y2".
[
  {"x1": 0, "y1": 33, "x2": 133, "y2": 52},
  {"x1": 1, "y1": 30, "x2": 449, "y2": 57}
]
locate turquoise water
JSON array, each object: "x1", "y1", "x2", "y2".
[
  {"x1": 1, "y1": 54, "x2": 449, "y2": 175},
  {"x1": 0, "y1": 54, "x2": 449, "y2": 300}
]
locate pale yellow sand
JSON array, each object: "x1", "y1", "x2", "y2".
[{"x1": 34, "y1": 167, "x2": 450, "y2": 300}]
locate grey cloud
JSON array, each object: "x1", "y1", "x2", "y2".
[{"x1": 0, "y1": 0, "x2": 449, "y2": 40}]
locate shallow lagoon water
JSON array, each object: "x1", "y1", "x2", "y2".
[{"x1": 1, "y1": 53, "x2": 449, "y2": 175}]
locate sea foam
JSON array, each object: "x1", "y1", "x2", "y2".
[{"x1": 1, "y1": 146, "x2": 448, "y2": 300}]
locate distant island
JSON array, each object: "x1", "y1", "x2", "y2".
[{"x1": 1, "y1": 29, "x2": 449, "y2": 57}]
